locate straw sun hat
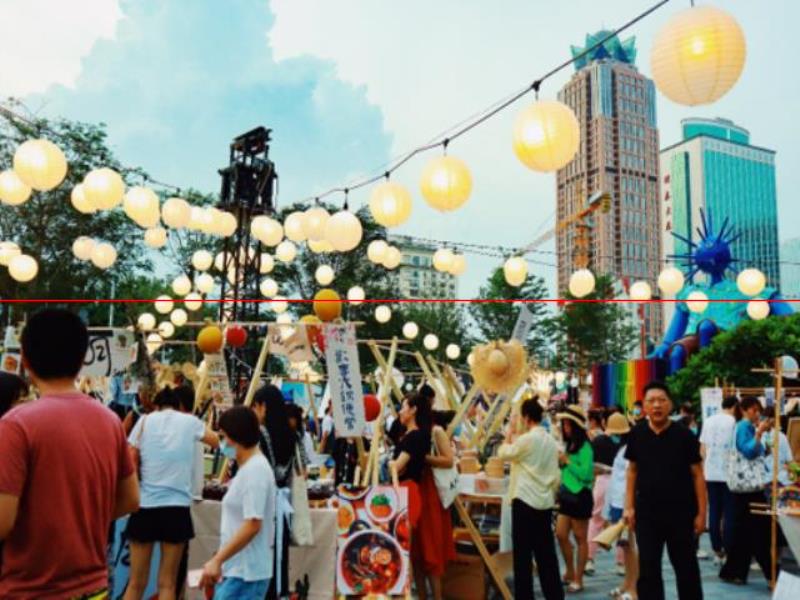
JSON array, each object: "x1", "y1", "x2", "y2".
[
  {"x1": 605, "y1": 412, "x2": 631, "y2": 435},
  {"x1": 470, "y1": 339, "x2": 528, "y2": 395},
  {"x1": 557, "y1": 405, "x2": 588, "y2": 430}
]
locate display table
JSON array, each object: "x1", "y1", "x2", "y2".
[{"x1": 188, "y1": 500, "x2": 337, "y2": 600}]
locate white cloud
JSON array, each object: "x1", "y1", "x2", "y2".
[{"x1": 0, "y1": 0, "x2": 122, "y2": 97}]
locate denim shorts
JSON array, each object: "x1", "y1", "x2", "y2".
[{"x1": 213, "y1": 577, "x2": 270, "y2": 600}]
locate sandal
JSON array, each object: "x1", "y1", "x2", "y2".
[{"x1": 567, "y1": 583, "x2": 584, "y2": 593}]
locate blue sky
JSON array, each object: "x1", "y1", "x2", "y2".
[{"x1": 2, "y1": 0, "x2": 797, "y2": 297}]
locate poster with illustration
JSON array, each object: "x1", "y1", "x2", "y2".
[
  {"x1": 335, "y1": 484, "x2": 410, "y2": 596},
  {"x1": 1, "y1": 352, "x2": 21, "y2": 374}
]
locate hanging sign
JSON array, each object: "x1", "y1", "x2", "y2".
[
  {"x1": 81, "y1": 329, "x2": 137, "y2": 378},
  {"x1": 324, "y1": 323, "x2": 365, "y2": 438},
  {"x1": 511, "y1": 304, "x2": 534, "y2": 342},
  {"x1": 268, "y1": 324, "x2": 314, "y2": 363},
  {"x1": 204, "y1": 353, "x2": 233, "y2": 406},
  {"x1": 699, "y1": 387, "x2": 723, "y2": 421}
]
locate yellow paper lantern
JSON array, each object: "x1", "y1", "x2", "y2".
[
  {"x1": 260, "y1": 253, "x2": 274, "y2": 274},
  {"x1": 187, "y1": 206, "x2": 206, "y2": 231},
  {"x1": 420, "y1": 155, "x2": 472, "y2": 212},
  {"x1": 260, "y1": 278, "x2": 278, "y2": 298},
  {"x1": 503, "y1": 256, "x2": 527, "y2": 287},
  {"x1": 303, "y1": 206, "x2": 330, "y2": 241},
  {"x1": 192, "y1": 250, "x2": 213, "y2": 272},
  {"x1": 313, "y1": 288, "x2": 342, "y2": 322},
  {"x1": 170, "y1": 308, "x2": 188, "y2": 327},
  {"x1": 433, "y1": 248, "x2": 454, "y2": 273},
  {"x1": 184, "y1": 292, "x2": 203, "y2": 312},
  {"x1": 0, "y1": 169, "x2": 32, "y2": 206},
  {"x1": 197, "y1": 325, "x2": 223, "y2": 354},
  {"x1": 651, "y1": 5, "x2": 746, "y2": 106},
  {"x1": 205, "y1": 208, "x2": 226, "y2": 236},
  {"x1": 629, "y1": 281, "x2": 652, "y2": 301},
  {"x1": 308, "y1": 237, "x2": 334, "y2": 254},
  {"x1": 276, "y1": 240, "x2": 297, "y2": 263},
  {"x1": 374, "y1": 305, "x2": 392, "y2": 324},
  {"x1": 123, "y1": 186, "x2": 161, "y2": 228},
  {"x1": 325, "y1": 210, "x2": 363, "y2": 252},
  {"x1": 9, "y1": 254, "x2": 38, "y2": 282},
  {"x1": 747, "y1": 299, "x2": 770, "y2": 321},
  {"x1": 315, "y1": 265, "x2": 335, "y2": 286},
  {"x1": 160, "y1": 197, "x2": 191, "y2": 228},
  {"x1": 446, "y1": 344, "x2": 460, "y2": 360},
  {"x1": 512, "y1": 100, "x2": 580, "y2": 172},
  {"x1": 69, "y1": 184, "x2": 95, "y2": 214},
  {"x1": 369, "y1": 181, "x2": 413, "y2": 226},
  {"x1": 382, "y1": 246, "x2": 402, "y2": 270},
  {"x1": 658, "y1": 267, "x2": 685, "y2": 296},
  {"x1": 449, "y1": 254, "x2": 467, "y2": 276},
  {"x1": 91, "y1": 242, "x2": 117, "y2": 269},
  {"x1": 83, "y1": 168, "x2": 125, "y2": 210},
  {"x1": 137, "y1": 312, "x2": 156, "y2": 331},
  {"x1": 251, "y1": 216, "x2": 283, "y2": 247},
  {"x1": 220, "y1": 211, "x2": 237, "y2": 237},
  {"x1": 284, "y1": 211, "x2": 307, "y2": 242},
  {"x1": 172, "y1": 275, "x2": 192, "y2": 296},
  {"x1": 0, "y1": 242, "x2": 20, "y2": 266},
  {"x1": 402, "y1": 321, "x2": 418, "y2": 340},
  {"x1": 13, "y1": 139, "x2": 68, "y2": 191},
  {"x1": 196, "y1": 273, "x2": 215, "y2": 294},
  {"x1": 158, "y1": 321, "x2": 175, "y2": 339},
  {"x1": 423, "y1": 333, "x2": 439, "y2": 351},
  {"x1": 72, "y1": 236, "x2": 95, "y2": 261},
  {"x1": 569, "y1": 269, "x2": 596, "y2": 298},
  {"x1": 144, "y1": 227, "x2": 167, "y2": 249},
  {"x1": 367, "y1": 240, "x2": 389, "y2": 263},
  {"x1": 686, "y1": 290, "x2": 709, "y2": 313},
  {"x1": 154, "y1": 295, "x2": 174, "y2": 315},
  {"x1": 737, "y1": 268, "x2": 766, "y2": 297},
  {"x1": 347, "y1": 286, "x2": 365, "y2": 306}
]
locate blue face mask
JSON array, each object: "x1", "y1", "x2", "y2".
[
  {"x1": 610, "y1": 434, "x2": 621, "y2": 444},
  {"x1": 220, "y1": 440, "x2": 237, "y2": 459}
]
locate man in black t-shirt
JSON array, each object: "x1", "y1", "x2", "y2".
[{"x1": 624, "y1": 381, "x2": 706, "y2": 600}]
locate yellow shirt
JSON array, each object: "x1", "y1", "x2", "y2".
[{"x1": 498, "y1": 425, "x2": 560, "y2": 510}]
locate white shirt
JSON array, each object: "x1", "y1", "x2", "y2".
[
  {"x1": 321, "y1": 415, "x2": 334, "y2": 436},
  {"x1": 220, "y1": 453, "x2": 277, "y2": 582},
  {"x1": 607, "y1": 445, "x2": 628, "y2": 512},
  {"x1": 699, "y1": 412, "x2": 736, "y2": 482},
  {"x1": 129, "y1": 409, "x2": 205, "y2": 507},
  {"x1": 498, "y1": 425, "x2": 560, "y2": 510}
]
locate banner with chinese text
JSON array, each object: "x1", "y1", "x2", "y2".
[{"x1": 324, "y1": 323, "x2": 365, "y2": 438}]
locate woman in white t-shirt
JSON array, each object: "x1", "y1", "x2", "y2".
[
  {"x1": 125, "y1": 387, "x2": 218, "y2": 600},
  {"x1": 200, "y1": 406, "x2": 277, "y2": 600}
]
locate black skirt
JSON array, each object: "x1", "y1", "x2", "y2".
[
  {"x1": 557, "y1": 486, "x2": 594, "y2": 520},
  {"x1": 126, "y1": 506, "x2": 195, "y2": 544}
]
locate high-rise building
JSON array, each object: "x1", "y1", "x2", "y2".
[
  {"x1": 387, "y1": 235, "x2": 457, "y2": 299},
  {"x1": 660, "y1": 118, "x2": 780, "y2": 290},
  {"x1": 557, "y1": 31, "x2": 662, "y2": 337},
  {"x1": 780, "y1": 238, "x2": 800, "y2": 299}
]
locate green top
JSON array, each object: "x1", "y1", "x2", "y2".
[{"x1": 561, "y1": 441, "x2": 594, "y2": 494}]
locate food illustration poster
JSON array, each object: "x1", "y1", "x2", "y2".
[{"x1": 335, "y1": 485, "x2": 410, "y2": 597}]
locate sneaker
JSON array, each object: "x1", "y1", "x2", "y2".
[
  {"x1": 616, "y1": 564, "x2": 626, "y2": 576},
  {"x1": 712, "y1": 553, "x2": 725, "y2": 566},
  {"x1": 585, "y1": 560, "x2": 595, "y2": 576},
  {"x1": 696, "y1": 549, "x2": 710, "y2": 560}
]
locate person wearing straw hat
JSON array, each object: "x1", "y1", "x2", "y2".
[{"x1": 555, "y1": 405, "x2": 594, "y2": 593}]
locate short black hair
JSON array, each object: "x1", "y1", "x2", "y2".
[
  {"x1": 0, "y1": 372, "x2": 28, "y2": 418},
  {"x1": 680, "y1": 402, "x2": 694, "y2": 415},
  {"x1": 418, "y1": 383, "x2": 436, "y2": 401},
  {"x1": 173, "y1": 385, "x2": 195, "y2": 413},
  {"x1": 740, "y1": 396, "x2": 762, "y2": 413},
  {"x1": 643, "y1": 380, "x2": 671, "y2": 399},
  {"x1": 219, "y1": 405, "x2": 261, "y2": 447},
  {"x1": 722, "y1": 395, "x2": 738, "y2": 410},
  {"x1": 153, "y1": 387, "x2": 180, "y2": 410},
  {"x1": 432, "y1": 410, "x2": 456, "y2": 429},
  {"x1": 22, "y1": 310, "x2": 88, "y2": 380},
  {"x1": 520, "y1": 397, "x2": 543, "y2": 423}
]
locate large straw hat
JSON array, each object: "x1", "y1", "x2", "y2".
[
  {"x1": 605, "y1": 412, "x2": 631, "y2": 435},
  {"x1": 557, "y1": 405, "x2": 588, "y2": 430},
  {"x1": 470, "y1": 339, "x2": 528, "y2": 395}
]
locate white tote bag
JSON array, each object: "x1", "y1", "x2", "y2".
[
  {"x1": 431, "y1": 436, "x2": 459, "y2": 509},
  {"x1": 290, "y1": 448, "x2": 314, "y2": 546},
  {"x1": 726, "y1": 427, "x2": 766, "y2": 493}
]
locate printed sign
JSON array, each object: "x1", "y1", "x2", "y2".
[
  {"x1": 511, "y1": 304, "x2": 534, "y2": 343},
  {"x1": 81, "y1": 329, "x2": 137, "y2": 378},
  {"x1": 324, "y1": 323, "x2": 366, "y2": 438},
  {"x1": 204, "y1": 353, "x2": 233, "y2": 406},
  {"x1": 700, "y1": 388, "x2": 723, "y2": 421},
  {"x1": 3, "y1": 325, "x2": 20, "y2": 350},
  {"x1": 0, "y1": 352, "x2": 21, "y2": 374},
  {"x1": 268, "y1": 324, "x2": 314, "y2": 364}
]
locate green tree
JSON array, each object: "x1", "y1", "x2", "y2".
[{"x1": 399, "y1": 302, "x2": 474, "y2": 369}]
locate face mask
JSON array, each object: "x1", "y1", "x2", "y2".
[
  {"x1": 220, "y1": 440, "x2": 237, "y2": 459},
  {"x1": 610, "y1": 434, "x2": 621, "y2": 444},
  {"x1": 633, "y1": 409, "x2": 642, "y2": 417}
]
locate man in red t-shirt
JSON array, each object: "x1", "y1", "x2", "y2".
[{"x1": 0, "y1": 309, "x2": 140, "y2": 599}]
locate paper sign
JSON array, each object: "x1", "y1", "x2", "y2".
[
  {"x1": 3, "y1": 325, "x2": 20, "y2": 350},
  {"x1": 204, "y1": 353, "x2": 233, "y2": 406},
  {"x1": 700, "y1": 388, "x2": 723, "y2": 422},
  {"x1": 511, "y1": 304, "x2": 534, "y2": 343},
  {"x1": 773, "y1": 570, "x2": 800, "y2": 599},
  {"x1": 268, "y1": 324, "x2": 314, "y2": 363},
  {"x1": 324, "y1": 323, "x2": 365, "y2": 438},
  {"x1": 1, "y1": 352, "x2": 21, "y2": 374},
  {"x1": 81, "y1": 329, "x2": 137, "y2": 378}
]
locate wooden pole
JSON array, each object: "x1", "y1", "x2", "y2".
[
  {"x1": 367, "y1": 341, "x2": 402, "y2": 417},
  {"x1": 446, "y1": 384, "x2": 479, "y2": 439},
  {"x1": 363, "y1": 338, "x2": 398, "y2": 485},
  {"x1": 243, "y1": 336, "x2": 270, "y2": 407},
  {"x1": 771, "y1": 357, "x2": 783, "y2": 589}
]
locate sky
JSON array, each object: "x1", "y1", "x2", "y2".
[{"x1": 1, "y1": 0, "x2": 797, "y2": 298}]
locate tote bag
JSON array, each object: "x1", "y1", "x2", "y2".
[
  {"x1": 726, "y1": 427, "x2": 765, "y2": 493},
  {"x1": 290, "y1": 447, "x2": 314, "y2": 546},
  {"x1": 431, "y1": 435, "x2": 459, "y2": 509}
]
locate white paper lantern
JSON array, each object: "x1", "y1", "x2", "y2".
[
  {"x1": 0, "y1": 242, "x2": 20, "y2": 266},
  {"x1": 196, "y1": 273, "x2": 215, "y2": 294},
  {"x1": 144, "y1": 227, "x2": 167, "y2": 248},
  {"x1": 172, "y1": 275, "x2": 192, "y2": 296},
  {"x1": 467, "y1": 351, "x2": 475, "y2": 367},
  {"x1": 257, "y1": 253, "x2": 274, "y2": 274},
  {"x1": 260, "y1": 278, "x2": 278, "y2": 298},
  {"x1": 433, "y1": 248, "x2": 455, "y2": 273},
  {"x1": 91, "y1": 242, "x2": 117, "y2": 269},
  {"x1": 512, "y1": 100, "x2": 580, "y2": 172},
  {"x1": 284, "y1": 211, "x2": 307, "y2": 242},
  {"x1": 308, "y1": 238, "x2": 334, "y2": 254},
  {"x1": 9, "y1": 254, "x2": 38, "y2": 282},
  {"x1": 83, "y1": 168, "x2": 125, "y2": 210},
  {"x1": 347, "y1": 286, "x2": 365, "y2": 306},
  {"x1": 629, "y1": 281, "x2": 652, "y2": 301},
  {"x1": 70, "y1": 184, "x2": 95, "y2": 214},
  {"x1": 271, "y1": 296, "x2": 289, "y2": 314},
  {"x1": 686, "y1": 290, "x2": 709, "y2": 313},
  {"x1": 658, "y1": 267, "x2": 685, "y2": 296},
  {"x1": 737, "y1": 268, "x2": 766, "y2": 297},
  {"x1": 315, "y1": 265, "x2": 335, "y2": 286},
  {"x1": 651, "y1": 5, "x2": 746, "y2": 106},
  {"x1": 213, "y1": 251, "x2": 226, "y2": 272},
  {"x1": 367, "y1": 240, "x2": 389, "y2": 263},
  {"x1": 146, "y1": 332, "x2": 163, "y2": 354},
  {"x1": 423, "y1": 333, "x2": 439, "y2": 351},
  {"x1": 13, "y1": 139, "x2": 68, "y2": 191},
  {"x1": 220, "y1": 211, "x2": 237, "y2": 237},
  {"x1": 251, "y1": 216, "x2": 283, "y2": 247},
  {"x1": 72, "y1": 236, "x2": 95, "y2": 261},
  {"x1": 123, "y1": 186, "x2": 161, "y2": 228},
  {"x1": 369, "y1": 181, "x2": 413, "y2": 227},
  {"x1": 154, "y1": 295, "x2": 174, "y2": 314},
  {"x1": 504, "y1": 256, "x2": 528, "y2": 287},
  {"x1": 420, "y1": 155, "x2": 472, "y2": 212},
  {"x1": 205, "y1": 208, "x2": 226, "y2": 236},
  {"x1": 156, "y1": 197, "x2": 188, "y2": 229},
  {"x1": 158, "y1": 321, "x2": 175, "y2": 338},
  {"x1": 402, "y1": 321, "x2": 419, "y2": 340},
  {"x1": 449, "y1": 254, "x2": 467, "y2": 276},
  {"x1": 303, "y1": 206, "x2": 330, "y2": 241},
  {"x1": 184, "y1": 292, "x2": 203, "y2": 312},
  {"x1": 747, "y1": 299, "x2": 770, "y2": 321},
  {"x1": 198, "y1": 208, "x2": 216, "y2": 234},
  {"x1": 382, "y1": 246, "x2": 402, "y2": 270},
  {"x1": 187, "y1": 206, "x2": 206, "y2": 231},
  {"x1": 276, "y1": 240, "x2": 297, "y2": 263},
  {"x1": 325, "y1": 210, "x2": 363, "y2": 252},
  {"x1": 137, "y1": 312, "x2": 156, "y2": 331},
  {"x1": 170, "y1": 308, "x2": 188, "y2": 327},
  {"x1": 192, "y1": 250, "x2": 213, "y2": 272},
  {"x1": 446, "y1": 344, "x2": 461, "y2": 360},
  {"x1": 569, "y1": 269, "x2": 596, "y2": 298},
  {"x1": 0, "y1": 170, "x2": 32, "y2": 206},
  {"x1": 375, "y1": 305, "x2": 392, "y2": 323}
]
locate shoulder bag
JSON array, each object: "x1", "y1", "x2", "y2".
[
  {"x1": 726, "y1": 426, "x2": 765, "y2": 493},
  {"x1": 431, "y1": 431, "x2": 459, "y2": 509},
  {"x1": 290, "y1": 445, "x2": 314, "y2": 546}
]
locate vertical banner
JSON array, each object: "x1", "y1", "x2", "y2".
[
  {"x1": 324, "y1": 323, "x2": 365, "y2": 438},
  {"x1": 204, "y1": 353, "x2": 233, "y2": 406},
  {"x1": 699, "y1": 387, "x2": 723, "y2": 421},
  {"x1": 511, "y1": 303, "x2": 534, "y2": 342}
]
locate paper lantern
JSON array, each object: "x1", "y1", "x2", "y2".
[
  {"x1": 503, "y1": 256, "x2": 528, "y2": 287},
  {"x1": 747, "y1": 299, "x2": 770, "y2": 321},
  {"x1": 308, "y1": 237, "x2": 334, "y2": 254},
  {"x1": 402, "y1": 322, "x2": 419, "y2": 340},
  {"x1": 446, "y1": 344, "x2": 461, "y2": 360},
  {"x1": 170, "y1": 308, "x2": 188, "y2": 327},
  {"x1": 313, "y1": 289, "x2": 342, "y2": 322},
  {"x1": 13, "y1": 139, "x2": 67, "y2": 191},
  {"x1": 467, "y1": 351, "x2": 475, "y2": 367},
  {"x1": 160, "y1": 197, "x2": 190, "y2": 228},
  {"x1": 569, "y1": 269, "x2": 596, "y2": 298},
  {"x1": 284, "y1": 211, "x2": 307, "y2": 242},
  {"x1": 367, "y1": 240, "x2": 389, "y2": 263},
  {"x1": 187, "y1": 206, "x2": 205, "y2": 231},
  {"x1": 259, "y1": 253, "x2": 274, "y2": 274},
  {"x1": 171, "y1": 275, "x2": 192, "y2": 297},
  {"x1": 449, "y1": 254, "x2": 467, "y2": 276},
  {"x1": 651, "y1": 5, "x2": 746, "y2": 107},
  {"x1": 364, "y1": 394, "x2": 381, "y2": 422},
  {"x1": 251, "y1": 216, "x2": 283, "y2": 247},
  {"x1": 315, "y1": 265, "x2": 334, "y2": 286},
  {"x1": 154, "y1": 295, "x2": 174, "y2": 314},
  {"x1": 325, "y1": 210, "x2": 363, "y2": 252},
  {"x1": 123, "y1": 186, "x2": 160, "y2": 228},
  {"x1": 0, "y1": 242, "x2": 20, "y2": 266},
  {"x1": 72, "y1": 237, "x2": 95, "y2": 261},
  {"x1": 213, "y1": 251, "x2": 226, "y2": 272},
  {"x1": 347, "y1": 286, "x2": 365, "y2": 306},
  {"x1": 158, "y1": 321, "x2": 175, "y2": 339},
  {"x1": 220, "y1": 211, "x2": 237, "y2": 237},
  {"x1": 197, "y1": 325, "x2": 223, "y2": 354},
  {"x1": 737, "y1": 268, "x2": 766, "y2": 297},
  {"x1": 9, "y1": 254, "x2": 37, "y2": 282},
  {"x1": 271, "y1": 296, "x2": 289, "y2": 314},
  {"x1": 382, "y1": 246, "x2": 402, "y2": 270},
  {"x1": 420, "y1": 155, "x2": 472, "y2": 211},
  {"x1": 629, "y1": 281, "x2": 652, "y2": 301},
  {"x1": 137, "y1": 312, "x2": 156, "y2": 331},
  {"x1": 144, "y1": 227, "x2": 167, "y2": 249},
  {"x1": 658, "y1": 267, "x2": 685, "y2": 296},
  {"x1": 276, "y1": 240, "x2": 297, "y2": 263},
  {"x1": 196, "y1": 273, "x2": 215, "y2": 294},
  {"x1": 91, "y1": 242, "x2": 117, "y2": 269},
  {"x1": 198, "y1": 208, "x2": 216, "y2": 235},
  {"x1": 83, "y1": 168, "x2": 125, "y2": 210},
  {"x1": 512, "y1": 100, "x2": 580, "y2": 172},
  {"x1": 423, "y1": 333, "x2": 439, "y2": 351},
  {"x1": 68, "y1": 184, "x2": 95, "y2": 214},
  {"x1": 303, "y1": 206, "x2": 330, "y2": 241},
  {"x1": 375, "y1": 305, "x2": 392, "y2": 324},
  {"x1": 205, "y1": 208, "x2": 226, "y2": 236},
  {"x1": 369, "y1": 181, "x2": 413, "y2": 226},
  {"x1": 225, "y1": 325, "x2": 248, "y2": 348},
  {"x1": 184, "y1": 292, "x2": 203, "y2": 312},
  {"x1": 192, "y1": 250, "x2": 213, "y2": 272},
  {"x1": 686, "y1": 290, "x2": 709, "y2": 313},
  {"x1": 0, "y1": 170, "x2": 32, "y2": 206},
  {"x1": 260, "y1": 278, "x2": 278, "y2": 298},
  {"x1": 433, "y1": 248, "x2": 455, "y2": 273},
  {"x1": 226, "y1": 267, "x2": 241, "y2": 286}
]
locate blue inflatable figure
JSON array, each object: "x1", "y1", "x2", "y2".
[{"x1": 653, "y1": 209, "x2": 793, "y2": 374}]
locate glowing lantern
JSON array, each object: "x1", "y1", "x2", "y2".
[
  {"x1": 260, "y1": 278, "x2": 278, "y2": 298},
  {"x1": 172, "y1": 275, "x2": 192, "y2": 297},
  {"x1": 446, "y1": 344, "x2": 461, "y2": 360},
  {"x1": 260, "y1": 253, "x2": 274, "y2": 274},
  {"x1": 271, "y1": 296, "x2": 289, "y2": 314},
  {"x1": 449, "y1": 254, "x2": 467, "y2": 276},
  {"x1": 423, "y1": 333, "x2": 439, "y2": 351},
  {"x1": 315, "y1": 265, "x2": 334, "y2": 286},
  {"x1": 303, "y1": 206, "x2": 330, "y2": 241},
  {"x1": 629, "y1": 281, "x2": 652, "y2": 301},
  {"x1": 737, "y1": 268, "x2": 766, "y2": 297},
  {"x1": 197, "y1": 325, "x2": 224, "y2": 354},
  {"x1": 220, "y1": 211, "x2": 237, "y2": 237},
  {"x1": 503, "y1": 256, "x2": 527, "y2": 287},
  {"x1": 747, "y1": 299, "x2": 770, "y2": 321},
  {"x1": 382, "y1": 246, "x2": 402, "y2": 270},
  {"x1": 196, "y1": 273, "x2": 215, "y2": 294},
  {"x1": 569, "y1": 269, "x2": 595, "y2": 298},
  {"x1": 138, "y1": 312, "x2": 156, "y2": 331},
  {"x1": 658, "y1": 267, "x2": 685, "y2": 296},
  {"x1": 184, "y1": 292, "x2": 203, "y2": 312},
  {"x1": 251, "y1": 216, "x2": 283, "y2": 247},
  {"x1": 686, "y1": 290, "x2": 709, "y2": 313},
  {"x1": 144, "y1": 227, "x2": 167, "y2": 248},
  {"x1": 467, "y1": 351, "x2": 475, "y2": 367},
  {"x1": 0, "y1": 242, "x2": 20, "y2": 266},
  {"x1": 313, "y1": 289, "x2": 342, "y2": 322},
  {"x1": 13, "y1": 139, "x2": 68, "y2": 191},
  {"x1": 375, "y1": 305, "x2": 392, "y2": 324},
  {"x1": 158, "y1": 322, "x2": 175, "y2": 339},
  {"x1": 83, "y1": 168, "x2": 125, "y2": 210},
  {"x1": 284, "y1": 211, "x2": 307, "y2": 242},
  {"x1": 146, "y1": 333, "x2": 163, "y2": 354},
  {"x1": 170, "y1": 308, "x2": 188, "y2": 327},
  {"x1": 72, "y1": 237, "x2": 95, "y2": 261},
  {"x1": 69, "y1": 184, "x2": 94, "y2": 214},
  {"x1": 276, "y1": 240, "x2": 297, "y2": 263},
  {"x1": 420, "y1": 155, "x2": 472, "y2": 211},
  {"x1": 367, "y1": 240, "x2": 389, "y2": 263},
  {"x1": 347, "y1": 286, "x2": 365, "y2": 306},
  {"x1": 512, "y1": 100, "x2": 580, "y2": 172},
  {"x1": 0, "y1": 170, "x2": 32, "y2": 206},
  {"x1": 91, "y1": 242, "x2": 117, "y2": 269},
  {"x1": 369, "y1": 181, "x2": 413, "y2": 226},
  {"x1": 123, "y1": 186, "x2": 160, "y2": 228},
  {"x1": 8, "y1": 254, "x2": 37, "y2": 282},
  {"x1": 308, "y1": 238, "x2": 334, "y2": 254},
  {"x1": 325, "y1": 210, "x2": 363, "y2": 252},
  {"x1": 154, "y1": 295, "x2": 174, "y2": 314},
  {"x1": 402, "y1": 322, "x2": 419, "y2": 340},
  {"x1": 651, "y1": 5, "x2": 746, "y2": 106},
  {"x1": 214, "y1": 252, "x2": 226, "y2": 272},
  {"x1": 186, "y1": 206, "x2": 205, "y2": 231},
  {"x1": 433, "y1": 248, "x2": 454, "y2": 273},
  {"x1": 192, "y1": 250, "x2": 213, "y2": 272}
]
